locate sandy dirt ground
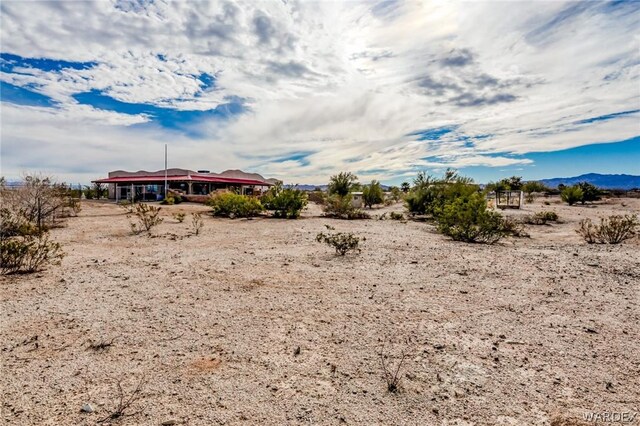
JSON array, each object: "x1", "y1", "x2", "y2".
[{"x1": 1, "y1": 196, "x2": 639, "y2": 425}]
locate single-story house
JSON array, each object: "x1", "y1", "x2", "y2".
[{"x1": 93, "y1": 168, "x2": 274, "y2": 202}]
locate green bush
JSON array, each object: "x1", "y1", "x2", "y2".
[
  {"x1": 261, "y1": 183, "x2": 308, "y2": 218},
  {"x1": 577, "y1": 182, "x2": 601, "y2": 204},
  {"x1": 323, "y1": 194, "x2": 370, "y2": 219},
  {"x1": 436, "y1": 192, "x2": 508, "y2": 244},
  {"x1": 161, "y1": 196, "x2": 175, "y2": 205},
  {"x1": 405, "y1": 179, "x2": 477, "y2": 217},
  {"x1": 389, "y1": 212, "x2": 404, "y2": 221},
  {"x1": 561, "y1": 185, "x2": 583, "y2": 205},
  {"x1": 206, "y1": 192, "x2": 263, "y2": 218},
  {"x1": 362, "y1": 180, "x2": 384, "y2": 208},
  {"x1": 316, "y1": 228, "x2": 361, "y2": 255},
  {"x1": 173, "y1": 212, "x2": 186, "y2": 223},
  {"x1": 577, "y1": 214, "x2": 638, "y2": 244}
]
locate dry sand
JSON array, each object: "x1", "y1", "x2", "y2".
[{"x1": 1, "y1": 197, "x2": 639, "y2": 425}]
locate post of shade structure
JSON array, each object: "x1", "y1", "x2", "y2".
[{"x1": 164, "y1": 143, "x2": 168, "y2": 199}]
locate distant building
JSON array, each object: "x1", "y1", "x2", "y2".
[
  {"x1": 350, "y1": 191, "x2": 364, "y2": 208},
  {"x1": 93, "y1": 168, "x2": 273, "y2": 201}
]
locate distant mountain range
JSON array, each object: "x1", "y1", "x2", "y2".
[
  {"x1": 289, "y1": 173, "x2": 640, "y2": 191},
  {"x1": 538, "y1": 173, "x2": 640, "y2": 190}
]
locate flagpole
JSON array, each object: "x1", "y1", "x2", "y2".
[{"x1": 164, "y1": 144, "x2": 168, "y2": 199}]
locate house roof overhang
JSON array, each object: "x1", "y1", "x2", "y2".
[{"x1": 92, "y1": 174, "x2": 272, "y2": 186}]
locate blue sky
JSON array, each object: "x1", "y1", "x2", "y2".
[{"x1": 1, "y1": 0, "x2": 639, "y2": 184}]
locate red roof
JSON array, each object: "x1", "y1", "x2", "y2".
[{"x1": 93, "y1": 174, "x2": 271, "y2": 186}]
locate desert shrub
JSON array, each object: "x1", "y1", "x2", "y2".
[
  {"x1": 379, "y1": 345, "x2": 407, "y2": 393},
  {"x1": 577, "y1": 214, "x2": 638, "y2": 244},
  {"x1": 362, "y1": 180, "x2": 384, "y2": 208},
  {"x1": 161, "y1": 196, "x2": 175, "y2": 205},
  {"x1": 524, "y1": 211, "x2": 559, "y2": 225},
  {"x1": 501, "y1": 216, "x2": 529, "y2": 238},
  {"x1": 389, "y1": 211, "x2": 404, "y2": 221},
  {"x1": 561, "y1": 185, "x2": 583, "y2": 205},
  {"x1": 316, "y1": 228, "x2": 361, "y2": 255},
  {"x1": 128, "y1": 203, "x2": 163, "y2": 234},
  {"x1": 577, "y1": 182, "x2": 601, "y2": 204},
  {"x1": 173, "y1": 212, "x2": 186, "y2": 223},
  {"x1": 206, "y1": 192, "x2": 263, "y2": 218},
  {"x1": 191, "y1": 213, "x2": 204, "y2": 235},
  {"x1": 323, "y1": 194, "x2": 370, "y2": 219},
  {"x1": 1, "y1": 233, "x2": 63, "y2": 275},
  {"x1": 261, "y1": 183, "x2": 308, "y2": 218},
  {"x1": 328, "y1": 172, "x2": 358, "y2": 197},
  {"x1": 436, "y1": 192, "x2": 508, "y2": 244}
]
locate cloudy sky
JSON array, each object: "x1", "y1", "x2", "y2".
[{"x1": 1, "y1": 0, "x2": 639, "y2": 184}]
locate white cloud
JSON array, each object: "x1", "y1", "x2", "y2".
[{"x1": 1, "y1": 0, "x2": 638, "y2": 182}]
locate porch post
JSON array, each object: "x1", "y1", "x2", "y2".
[{"x1": 115, "y1": 183, "x2": 119, "y2": 202}]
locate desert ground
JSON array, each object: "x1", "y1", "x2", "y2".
[{"x1": 1, "y1": 196, "x2": 639, "y2": 425}]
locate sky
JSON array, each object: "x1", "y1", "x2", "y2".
[{"x1": 1, "y1": 0, "x2": 639, "y2": 185}]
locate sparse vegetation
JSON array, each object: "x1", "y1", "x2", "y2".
[
  {"x1": 98, "y1": 376, "x2": 147, "y2": 423},
  {"x1": 577, "y1": 214, "x2": 638, "y2": 244},
  {"x1": 523, "y1": 211, "x2": 559, "y2": 225},
  {"x1": 379, "y1": 345, "x2": 407, "y2": 393},
  {"x1": 173, "y1": 212, "x2": 186, "y2": 223},
  {"x1": 389, "y1": 211, "x2": 404, "y2": 221},
  {"x1": 316, "y1": 226, "x2": 362, "y2": 255},
  {"x1": 1, "y1": 233, "x2": 64, "y2": 275},
  {"x1": 561, "y1": 185, "x2": 584, "y2": 206},
  {"x1": 261, "y1": 183, "x2": 308, "y2": 218},
  {"x1": 191, "y1": 212, "x2": 204, "y2": 235},
  {"x1": 0, "y1": 176, "x2": 67, "y2": 274},
  {"x1": 207, "y1": 192, "x2": 263, "y2": 218},
  {"x1": 128, "y1": 203, "x2": 164, "y2": 234},
  {"x1": 501, "y1": 216, "x2": 530, "y2": 238}
]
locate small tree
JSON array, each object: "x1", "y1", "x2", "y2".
[
  {"x1": 561, "y1": 185, "x2": 583, "y2": 206},
  {"x1": 577, "y1": 182, "x2": 601, "y2": 204},
  {"x1": 362, "y1": 180, "x2": 384, "y2": 208},
  {"x1": 400, "y1": 182, "x2": 410, "y2": 193},
  {"x1": 328, "y1": 172, "x2": 358, "y2": 197}
]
